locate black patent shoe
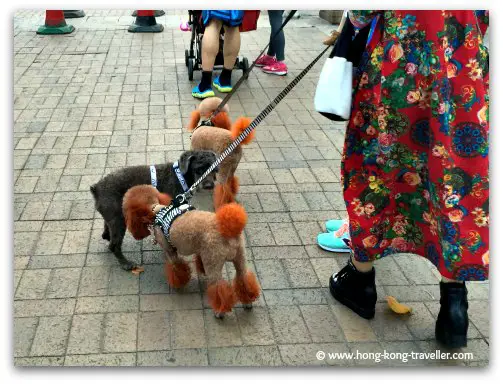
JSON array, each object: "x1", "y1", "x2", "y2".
[
  {"x1": 329, "y1": 259, "x2": 377, "y2": 319},
  {"x1": 435, "y1": 281, "x2": 469, "y2": 348}
]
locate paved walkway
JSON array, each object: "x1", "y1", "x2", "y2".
[{"x1": 13, "y1": 10, "x2": 489, "y2": 367}]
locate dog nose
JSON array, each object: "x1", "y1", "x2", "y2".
[{"x1": 202, "y1": 181, "x2": 215, "y2": 190}]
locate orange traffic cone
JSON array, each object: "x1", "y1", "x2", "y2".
[
  {"x1": 37, "y1": 10, "x2": 75, "y2": 35},
  {"x1": 128, "y1": 10, "x2": 164, "y2": 33}
]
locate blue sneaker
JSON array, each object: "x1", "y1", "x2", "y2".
[
  {"x1": 325, "y1": 219, "x2": 347, "y2": 232},
  {"x1": 192, "y1": 84, "x2": 215, "y2": 99},
  {"x1": 317, "y1": 232, "x2": 351, "y2": 253},
  {"x1": 212, "y1": 76, "x2": 232, "y2": 93}
]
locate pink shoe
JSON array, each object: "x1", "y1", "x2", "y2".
[
  {"x1": 262, "y1": 61, "x2": 288, "y2": 76},
  {"x1": 180, "y1": 21, "x2": 191, "y2": 31},
  {"x1": 255, "y1": 54, "x2": 276, "y2": 67}
]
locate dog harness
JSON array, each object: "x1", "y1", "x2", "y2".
[
  {"x1": 172, "y1": 161, "x2": 189, "y2": 192},
  {"x1": 150, "y1": 165, "x2": 157, "y2": 188},
  {"x1": 154, "y1": 203, "x2": 195, "y2": 244},
  {"x1": 150, "y1": 163, "x2": 189, "y2": 193}
]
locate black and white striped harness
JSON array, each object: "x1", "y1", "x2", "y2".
[
  {"x1": 149, "y1": 164, "x2": 193, "y2": 246},
  {"x1": 154, "y1": 203, "x2": 195, "y2": 244}
]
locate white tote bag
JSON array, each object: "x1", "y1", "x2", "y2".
[{"x1": 314, "y1": 56, "x2": 353, "y2": 120}]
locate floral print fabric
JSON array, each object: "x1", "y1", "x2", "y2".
[{"x1": 342, "y1": 11, "x2": 489, "y2": 280}]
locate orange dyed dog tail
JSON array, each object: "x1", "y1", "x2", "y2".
[
  {"x1": 231, "y1": 117, "x2": 254, "y2": 145},
  {"x1": 215, "y1": 203, "x2": 247, "y2": 238},
  {"x1": 187, "y1": 110, "x2": 201, "y2": 131}
]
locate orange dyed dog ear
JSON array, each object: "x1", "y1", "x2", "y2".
[
  {"x1": 158, "y1": 192, "x2": 173, "y2": 206},
  {"x1": 123, "y1": 185, "x2": 158, "y2": 240},
  {"x1": 124, "y1": 205, "x2": 153, "y2": 240},
  {"x1": 187, "y1": 110, "x2": 201, "y2": 131}
]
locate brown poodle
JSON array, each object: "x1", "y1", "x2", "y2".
[
  {"x1": 187, "y1": 97, "x2": 255, "y2": 210},
  {"x1": 123, "y1": 184, "x2": 261, "y2": 318}
]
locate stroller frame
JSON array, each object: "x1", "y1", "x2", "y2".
[{"x1": 184, "y1": 11, "x2": 249, "y2": 81}]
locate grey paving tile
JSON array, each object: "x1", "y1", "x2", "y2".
[
  {"x1": 64, "y1": 353, "x2": 136, "y2": 366},
  {"x1": 205, "y1": 309, "x2": 243, "y2": 348},
  {"x1": 14, "y1": 317, "x2": 38, "y2": 357},
  {"x1": 14, "y1": 298, "x2": 76, "y2": 318},
  {"x1": 269, "y1": 222, "x2": 302, "y2": 246},
  {"x1": 46, "y1": 267, "x2": 81, "y2": 298},
  {"x1": 14, "y1": 232, "x2": 39, "y2": 256},
  {"x1": 103, "y1": 312, "x2": 138, "y2": 353},
  {"x1": 300, "y1": 304, "x2": 346, "y2": 343},
  {"x1": 268, "y1": 305, "x2": 311, "y2": 344},
  {"x1": 171, "y1": 309, "x2": 207, "y2": 349},
  {"x1": 254, "y1": 259, "x2": 290, "y2": 289},
  {"x1": 15, "y1": 269, "x2": 51, "y2": 300},
  {"x1": 244, "y1": 223, "x2": 275, "y2": 246},
  {"x1": 283, "y1": 259, "x2": 320, "y2": 288},
  {"x1": 30, "y1": 316, "x2": 72, "y2": 356},
  {"x1": 67, "y1": 314, "x2": 104, "y2": 355},
  {"x1": 138, "y1": 349, "x2": 208, "y2": 366},
  {"x1": 208, "y1": 346, "x2": 282, "y2": 366},
  {"x1": 75, "y1": 295, "x2": 138, "y2": 314},
  {"x1": 16, "y1": 356, "x2": 64, "y2": 366},
  {"x1": 369, "y1": 303, "x2": 414, "y2": 341},
  {"x1": 252, "y1": 245, "x2": 307, "y2": 260},
  {"x1": 137, "y1": 311, "x2": 171, "y2": 351}
]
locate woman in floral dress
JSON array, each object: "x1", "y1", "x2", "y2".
[{"x1": 325, "y1": 10, "x2": 489, "y2": 348}]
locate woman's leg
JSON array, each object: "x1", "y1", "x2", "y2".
[
  {"x1": 193, "y1": 18, "x2": 222, "y2": 97},
  {"x1": 267, "y1": 10, "x2": 285, "y2": 61},
  {"x1": 201, "y1": 18, "x2": 222, "y2": 71},
  {"x1": 351, "y1": 255, "x2": 373, "y2": 273},
  {"x1": 214, "y1": 24, "x2": 241, "y2": 89},
  {"x1": 262, "y1": 10, "x2": 288, "y2": 75},
  {"x1": 222, "y1": 25, "x2": 240, "y2": 70}
]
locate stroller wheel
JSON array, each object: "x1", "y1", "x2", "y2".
[
  {"x1": 188, "y1": 58, "x2": 194, "y2": 81},
  {"x1": 242, "y1": 57, "x2": 249, "y2": 79},
  {"x1": 185, "y1": 49, "x2": 189, "y2": 67}
]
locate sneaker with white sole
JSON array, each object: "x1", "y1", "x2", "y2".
[
  {"x1": 255, "y1": 54, "x2": 276, "y2": 67},
  {"x1": 325, "y1": 219, "x2": 348, "y2": 233},
  {"x1": 262, "y1": 61, "x2": 288, "y2": 76},
  {"x1": 317, "y1": 232, "x2": 351, "y2": 253}
]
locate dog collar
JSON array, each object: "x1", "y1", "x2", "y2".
[
  {"x1": 173, "y1": 161, "x2": 189, "y2": 192},
  {"x1": 150, "y1": 165, "x2": 157, "y2": 188}
]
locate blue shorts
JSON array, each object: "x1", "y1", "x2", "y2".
[{"x1": 202, "y1": 10, "x2": 245, "y2": 27}]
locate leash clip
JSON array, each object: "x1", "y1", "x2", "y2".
[{"x1": 173, "y1": 193, "x2": 189, "y2": 207}]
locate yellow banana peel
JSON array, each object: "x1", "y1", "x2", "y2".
[{"x1": 386, "y1": 296, "x2": 412, "y2": 314}]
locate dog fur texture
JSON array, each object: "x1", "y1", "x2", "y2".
[
  {"x1": 187, "y1": 97, "x2": 254, "y2": 209},
  {"x1": 123, "y1": 184, "x2": 261, "y2": 316},
  {"x1": 90, "y1": 150, "x2": 218, "y2": 270}
]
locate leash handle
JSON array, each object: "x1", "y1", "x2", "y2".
[
  {"x1": 188, "y1": 44, "x2": 332, "y2": 195},
  {"x1": 201, "y1": 10, "x2": 297, "y2": 126}
]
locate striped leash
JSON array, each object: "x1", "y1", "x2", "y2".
[{"x1": 170, "y1": 43, "x2": 332, "y2": 209}]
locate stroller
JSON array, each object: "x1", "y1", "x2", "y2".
[{"x1": 184, "y1": 10, "x2": 260, "y2": 81}]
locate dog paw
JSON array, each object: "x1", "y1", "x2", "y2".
[
  {"x1": 101, "y1": 232, "x2": 111, "y2": 241},
  {"x1": 243, "y1": 303, "x2": 253, "y2": 310},
  {"x1": 214, "y1": 312, "x2": 225, "y2": 319},
  {"x1": 119, "y1": 261, "x2": 137, "y2": 271}
]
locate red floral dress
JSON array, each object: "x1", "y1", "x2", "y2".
[{"x1": 343, "y1": 11, "x2": 489, "y2": 280}]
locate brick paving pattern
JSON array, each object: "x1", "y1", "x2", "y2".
[{"x1": 13, "y1": 10, "x2": 489, "y2": 367}]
